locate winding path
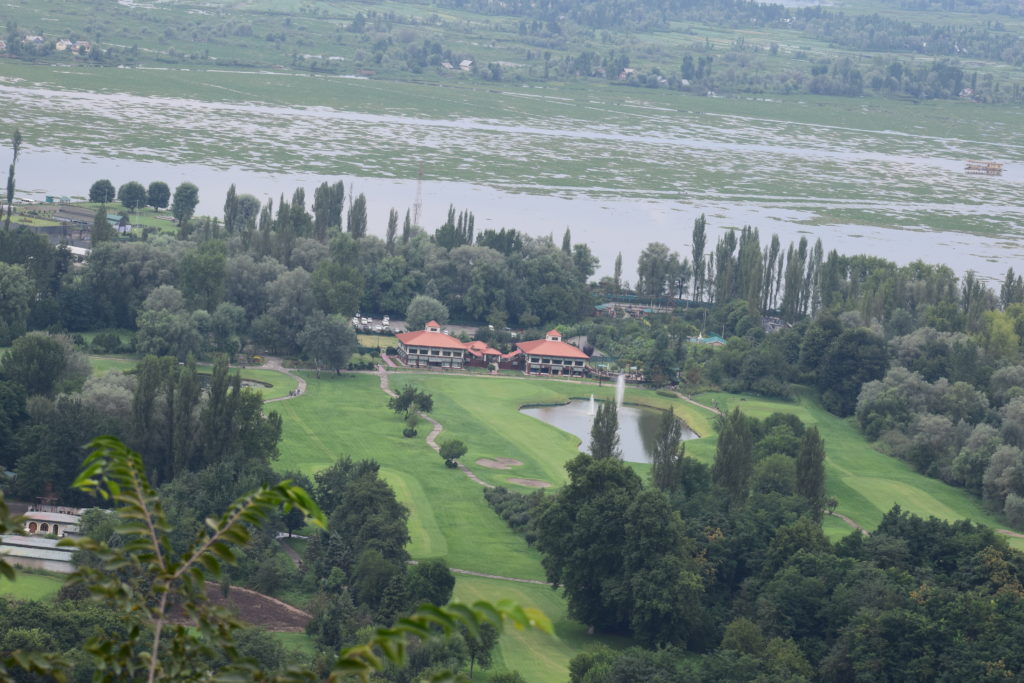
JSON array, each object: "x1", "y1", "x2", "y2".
[
  {"x1": 261, "y1": 357, "x2": 307, "y2": 403},
  {"x1": 377, "y1": 366, "x2": 494, "y2": 488}
]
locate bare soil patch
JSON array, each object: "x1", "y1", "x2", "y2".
[
  {"x1": 203, "y1": 584, "x2": 311, "y2": 632},
  {"x1": 507, "y1": 478, "x2": 552, "y2": 489},
  {"x1": 476, "y1": 457, "x2": 523, "y2": 470}
]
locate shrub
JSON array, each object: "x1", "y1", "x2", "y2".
[{"x1": 402, "y1": 427, "x2": 418, "y2": 438}]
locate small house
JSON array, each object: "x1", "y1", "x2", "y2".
[
  {"x1": 72, "y1": 41, "x2": 92, "y2": 55},
  {"x1": 459, "y1": 59, "x2": 473, "y2": 71},
  {"x1": 23, "y1": 502, "x2": 84, "y2": 538},
  {"x1": 55, "y1": 39, "x2": 72, "y2": 51}
]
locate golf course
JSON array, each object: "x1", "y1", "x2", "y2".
[{"x1": 267, "y1": 365, "x2": 1024, "y2": 677}]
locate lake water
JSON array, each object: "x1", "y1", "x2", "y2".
[
  {"x1": 2, "y1": 77, "x2": 1023, "y2": 283},
  {"x1": 520, "y1": 399, "x2": 699, "y2": 464}
]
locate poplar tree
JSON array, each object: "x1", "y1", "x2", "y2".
[
  {"x1": 386, "y1": 208, "x2": 398, "y2": 249},
  {"x1": 589, "y1": 401, "x2": 621, "y2": 460},
  {"x1": 651, "y1": 407, "x2": 683, "y2": 493},
  {"x1": 347, "y1": 193, "x2": 367, "y2": 238},
  {"x1": 691, "y1": 214, "x2": 706, "y2": 302},
  {"x1": 402, "y1": 208, "x2": 412, "y2": 243},
  {"x1": 712, "y1": 407, "x2": 753, "y2": 504},
  {"x1": 614, "y1": 252, "x2": 622, "y2": 292},
  {"x1": 796, "y1": 426, "x2": 826, "y2": 518},
  {"x1": 4, "y1": 128, "x2": 21, "y2": 231}
]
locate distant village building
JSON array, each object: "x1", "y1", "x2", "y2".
[
  {"x1": 0, "y1": 40, "x2": 7, "y2": 52},
  {"x1": 515, "y1": 329, "x2": 590, "y2": 376},
  {"x1": 23, "y1": 35, "x2": 44, "y2": 45},
  {"x1": 72, "y1": 41, "x2": 92, "y2": 55},
  {"x1": 688, "y1": 334, "x2": 727, "y2": 347},
  {"x1": 55, "y1": 39, "x2": 72, "y2": 51},
  {"x1": 459, "y1": 59, "x2": 473, "y2": 71},
  {"x1": 23, "y1": 501, "x2": 85, "y2": 538}
]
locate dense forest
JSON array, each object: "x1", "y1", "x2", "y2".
[{"x1": 484, "y1": 406, "x2": 1024, "y2": 680}]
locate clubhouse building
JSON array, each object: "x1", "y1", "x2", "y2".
[
  {"x1": 395, "y1": 324, "x2": 590, "y2": 375},
  {"x1": 514, "y1": 329, "x2": 589, "y2": 376}
]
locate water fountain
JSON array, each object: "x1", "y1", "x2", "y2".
[
  {"x1": 615, "y1": 374, "x2": 625, "y2": 409},
  {"x1": 588, "y1": 394, "x2": 596, "y2": 416}
]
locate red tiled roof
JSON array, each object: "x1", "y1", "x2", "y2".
[
  {"x1": 426, "y1": 320, "x2": 440, "y2": 328},
  {"x1": 516, "y1": 338, "x2": 589, "y2": 359},
  {"x1": 463, "y1": 340, "x2": 502, "y2": 357},
  {"x1": 546, "y1": 329, "x2": 561, "y2": 337},
  {"x1": 396, "y1": 329, "x2": 467, "y2": 350}
]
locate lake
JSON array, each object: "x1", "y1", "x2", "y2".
[
  {"x1": 520, "y1": 399, "x2": 699, "y2": 464},
  {"x1": 2, "y1": 74, "x2": 1023, "y2": 283}
]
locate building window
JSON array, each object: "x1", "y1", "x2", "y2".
[{"x1": 41, "y1": 523, "x2": 49, "y2": 532}]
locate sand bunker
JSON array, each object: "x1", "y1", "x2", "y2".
[
  {"x1": 476, "y1": 457, "x2": 523, "y2": 470},
  {"x1": 507, "y1": 478, "x2": 552, "y2": 489}
]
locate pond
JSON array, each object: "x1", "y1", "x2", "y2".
[{"x1": 520, "y1": 399, "x2": 699, "y2": 464}]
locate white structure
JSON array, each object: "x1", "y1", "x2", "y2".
[
  {"x1": 23, "y1": 504, "x2": 84, "y2": 538},
  {"x1": 0, "y1": 535, "x2": 77, "y2": 574}
]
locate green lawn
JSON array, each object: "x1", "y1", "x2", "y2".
[
  {"x1": 452, "y1": 574, "x2": 629, "y2": 682},
  {"x1": 691, "y1": 390, "x2": 1023, "y2": 549},
  {"x1": 274, "y1": 370, "x2": 722, "y2": 679},
  {"x1": 357, "y1": 334, "x2": 399, "y2": 349},
  {"x1": 0, "y1": 572, "x2": 65, "y2": 601}
]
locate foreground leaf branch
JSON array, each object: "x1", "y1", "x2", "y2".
[{"x1": 0, "y1": 436, "x2": 549, "y2": 682}]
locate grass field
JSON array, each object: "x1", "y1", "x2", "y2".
[
  {"x1": 357, "y1": 334, "x2": 398, "y2": 349},
  {"x1": 0, "y1": 572, "x2": 64, "y2": 601},
  {"x1": 452, "y1": 574, "x2": 630, "y2": 682},
  {"x1": 272, "y1": 370, "x2": 716, "y2": 678},
  {"x1": 689, "y1": 389, "x2": 1024, "y2": 550}
]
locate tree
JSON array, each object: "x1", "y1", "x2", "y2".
[
  {"x1": 795, "y1": 426, "x2": 826, "y2": 516},
  {"x1": 171, "y1": 182, "x2": 200, "y2": 224},
  {"x1": 298, "y1": 312, "x2": 357, "y2": 376},
  {"x1": 147, "y1": 181, "x2": 170, "y2": 210},
  {"x1": 4, "y1": 128, "x2": 21, "y2": 231},
  {"x1": 439, "y1": 439, "x2": 468, "y2": 468},
  {"x1": 407, "y1": 558, "x2": 455, "y2": 606},
  {"x1": 589, "y1": 400, "x2": 621, "y2": 460},
  {"x1": 712, "y1": 407, "x2": 754, "y2": 504},
  {"x1": 386, "y1": 208, "x2": 399, "y2": 249},
  {"x1": 88, "y1": 179, "x2": 115, "y2": 204},
  {"x1": 346, "y1": 193, "x2": 367, "y2": 237},
  {"x1": 651, "y1": 407, "x2": 683, "y2": 492},
  {"x1": 91, "y1": 205, "x2": 116, "y2": 243},
  {"x1": 389, "y1": 384, "x2": 433, "y2": 415},
  {"x1": 0, "y1": 263, "x2": 33, "y2": 345},
  {"x1": 405, "y1": 294, "x2": 449, "y2": 331},
  {"x1": 462, "y1": 622, "x2": 499, "y2": 677},
  {"x1": 1, "y1": 332, "x2": 89, "y2": 397},
  {"x1": 117, "y1": 181, "x2": 147, "y2": 212}
]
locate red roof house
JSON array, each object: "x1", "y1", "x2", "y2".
[
  {"x1": 515, "y1": 330, "x2": 589, "y2": 376},
  {"x1": 396, "y1": 321, "x2": 468, "y2": 368}
]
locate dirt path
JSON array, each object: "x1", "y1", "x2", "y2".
[
  {"x1": 829, "y1": 511, "x2": 869, "y2": 535},
  {"x1": 277, "y1": 538, "x2": 303, "y2": 567},
  {"x1": 261, "y1": 357, "x2": 307, "y2": 403},
  {"x1": 407, "y1": 560, "x2": 551, "y2": 586},
  {"x1": 377, "y1": 366, "x2": 495, "y2": 489},
  {"x1": 672, "y1": 391, "x2": 722, "y2": 416},
  {"x1": 996, "y1": 529, "x2": 1024, "y2": 539}
]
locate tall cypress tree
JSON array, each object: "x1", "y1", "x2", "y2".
[
  {"x1": 796, "y1": 426, "x2": 826, "y2": 518},
  {"x1": 651, "y1": 407, "x2": 683, "y2": 493},
  {"x1": 589, "y1": 401, "x2": 621, "y2": 460},
  {"x1": 712, "y1": 407, "x2": 753, "y2": 504}
]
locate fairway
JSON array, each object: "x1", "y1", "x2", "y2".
[
  {"x1": 452, "y1": 574, "x2": 629, "y2": 682},
  {"x1": 274, "y1": 370, "x2": 715, "y2": 677},
  {"x1": 691, "y1": 390, "x2": 1016, "y2": 541}
]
